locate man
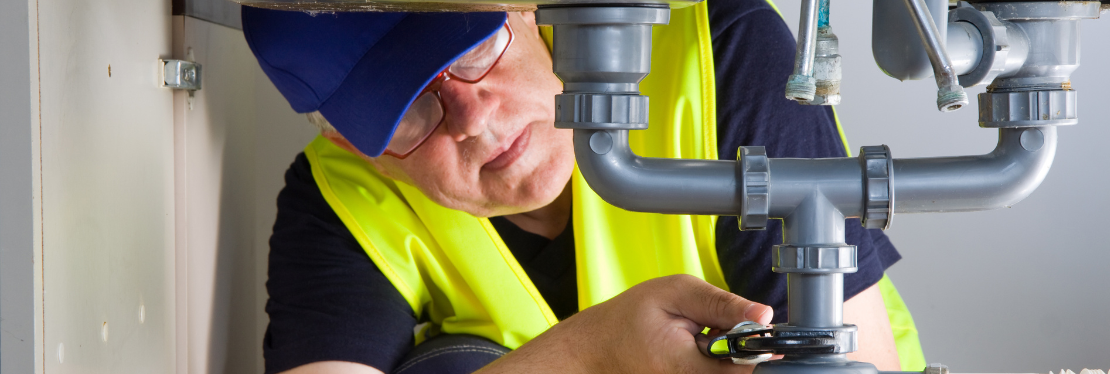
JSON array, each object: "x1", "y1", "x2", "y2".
[{"x1": 243, "y1": 1, "x2": 919, "y2": 373}]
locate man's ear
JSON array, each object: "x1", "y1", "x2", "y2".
[{"x1": 321, "y1": 130, "x2": 364, "y2": 157}]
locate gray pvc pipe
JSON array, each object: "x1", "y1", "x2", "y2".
[
  {"x1": 782, "y1": 192, "x2": 847, "y2": 244},
  {"x1": 573, "y1": 129, "x2": 740, "y2": 215},
  {"x1": 782, "y1": 195, "x2": 847, "y2": 329},
  {"x1": 574, "y1": 120, "x2": 1054, "y2": 342},
  {"x1": 893, "y1": 127, "x2": 1057, "y2": 213},
  {"x1": 575, "y1": 126, "x2": 1056, "y2": 218},
  {"x1": 768, "y1": 158, "x2": 864, "y2": 218},
  {"x1": 946, "y1": 21, "x2": 984, "y2": 76},
  {"x1": 788, "y1": 274, "x2": 844, "y2": 328}
]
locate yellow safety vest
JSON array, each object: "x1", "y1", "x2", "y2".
[{"x1": 302, "y1": 2, "x2": 925, "y2": 370}]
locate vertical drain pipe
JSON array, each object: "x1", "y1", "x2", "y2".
[
  {"x1": 781, "y1": 195, "x2": 849, "y2": 330},
  {"x1": 537, "y1": 5, "x2": 743, "y2": 216}
]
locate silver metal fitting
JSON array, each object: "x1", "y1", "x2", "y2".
[
  {"x1": 162, "y1": 59, "x2": 202, "y2": 91},
  {"x1": 738, "y1": 146, "x2": 769, "y2": 231},
  {"x1": 772, "y1": 245, "x2": 858, "y2": 274},
  {"x1": 554, "y1": 94, "x2": 650, "y2": 130},
  {"x1": 785, "y1": 74, "x2": 817, "y2": 102},
  {"x1": 925, "y1": 363, "x2": 950, "y2": 374},
  {"x1": 802, "y1": 27, "x2": 842, "y2": 106},
  {"x1": 859, "y1": 145, "x2": 894, "y2": 230},
  {"x1": 903, "y1": 0, "x2": 968, "y2": 112},
  {"x1": 937, "y1": 84, "x2": 970, "y2": 112},
  {"x1": 786, "y1": 0, "x2": 820, "y2": 103},
  {"x1": 979, "y1": 90, "x2": 1078, "y2": 127}
]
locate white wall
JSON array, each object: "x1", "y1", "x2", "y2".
[
  {"x1": 172, "y1": 16, "x2": 316, "y2": 374},
  {"x1": 773, "y1": 2, "x2": 1110, "y2": 372},
  {"x1": 35, "y1": 0, "x2": 178, "y2": 372},
  {"x1": 0, "y1": 2, "x2": 314, "y2": 371}
]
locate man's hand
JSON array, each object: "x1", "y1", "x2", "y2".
[{"x1": 477, "y1": 274, "x2": 773, "y2": 374}]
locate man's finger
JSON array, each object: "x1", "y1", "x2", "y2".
[
  {"x1": 657, "y1": 275, "x2": 773, "y2": 330},
  {"x1": 695, "y1": 333, "x2": 711, "y2": 354}
]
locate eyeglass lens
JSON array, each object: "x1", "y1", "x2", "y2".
[
  {"x1": 387, "y1": 92, "x2": 444, "y2": 155},
  {"x1": 449, "y1": 25, "x2": 512, "y2": 82},
  {"x1": 385, "y1": 23, "x2": 512, "y2": 157}
]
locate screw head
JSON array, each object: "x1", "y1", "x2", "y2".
[{"x1": 183, "y1": 67, "x2": 197, "y2": 84}]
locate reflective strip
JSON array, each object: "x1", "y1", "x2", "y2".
[{"x1": 879, "y1": 274, "x2": 927, "y2": 371}]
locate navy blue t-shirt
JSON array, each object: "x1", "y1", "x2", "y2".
[{"x1": 263, "y1": 1, "x2": 901, "y2": 373}]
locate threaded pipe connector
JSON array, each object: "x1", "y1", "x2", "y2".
[
  {"x1": 801, "y1": 27, "x2": 842, "y2": 106},
  {"x1": 785, "y1": 74, "x2": 817, "y2": 102},
  {"x1": 937, "y1": 85, "x2": 970, "y2": 112}
]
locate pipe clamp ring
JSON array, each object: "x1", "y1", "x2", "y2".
[
  {"x1": 769, "y1": 324, "x2": 858, "y2": 354},
  {"x1": 772, "y1": 245, "x2": 858, "y2": 274},
  {"x1": 860, "y1": 145, "x2": 894, "y2": 230},
  {"x1": 979, "y1": 90, "x2": 1078, "y2": 127},
  {"x1": 738, "y1": 146, "x2": 769, "y2": 230},
  {"x1": 554, "y1": 94, "x2": 650, "y2": 130}
]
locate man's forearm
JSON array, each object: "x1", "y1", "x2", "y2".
[
  {"x1": 845, "y1": 284, "x2": 901, "y2": 371},
  {"x1": 281, "y1": 361, "x2": 384, "y2": 374}
]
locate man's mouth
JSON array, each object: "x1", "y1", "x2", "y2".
[{"x1": 482, "y1": 126, "x2": 532, "y2": 171}]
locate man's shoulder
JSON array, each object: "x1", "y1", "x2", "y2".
[
  {"x1": 285, "y1": 151, "x2": 316, "y2": 193},
  {"x1": 275, "y1": 151, "x2": 334, "y2": 217},
  {"x1": 707, "y1": 0, "x2": 783, "y2": 33}
]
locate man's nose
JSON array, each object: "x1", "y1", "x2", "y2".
[{"x1": 440, "y1": 80, "x2": 498, "y2": 142}]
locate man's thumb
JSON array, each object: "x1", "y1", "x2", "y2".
[{"x1": 658, "y1": 275, "x2": 773, "y2": 330}]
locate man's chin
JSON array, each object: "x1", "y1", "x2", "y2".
[
  {"x1": 473, "y1": 178, "x2": 570, "y2": 218},
  {"x1": 473, "y1": 193, "x2": 558, "y2": 218}
]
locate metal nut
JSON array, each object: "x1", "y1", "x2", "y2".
[{"x1": 926, "y1": 363, "x2": 950, "y2": 374}]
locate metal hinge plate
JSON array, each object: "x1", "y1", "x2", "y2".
[{"x1": 162, "y1": 59, "x2": 202, "y2": 90}]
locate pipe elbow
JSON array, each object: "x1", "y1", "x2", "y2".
[
  {"x1": 978, "y1": 128, "x2": 1058, "y2": 206},
  {"x1": 572, "y1": 130, "x2": 650, "y2": 211},
  {"x1": 573, "y1": 130, "x2": 740, "y2": 215},
  {"x1": 892, "y1": 127, "x2": 1057, "y2": 213}
]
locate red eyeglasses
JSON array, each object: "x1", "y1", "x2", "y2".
[{"x1": 383, "y1": 21, "x2": 515, "y2": 159}]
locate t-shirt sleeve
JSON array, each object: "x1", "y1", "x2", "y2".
[
  {"x1": 707, "y1": 0, "x2": 901, "y2": 324},
  {"x1": 264, "y1": 153, "x2": 417, "y2": 374}
]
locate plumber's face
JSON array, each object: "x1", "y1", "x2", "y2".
[{"x1": 327, "y1": 12, "x2": 574, "y2": 217}]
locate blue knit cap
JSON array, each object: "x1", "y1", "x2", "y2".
[{"x1": 242, "y1": 7, "x2": 506, "y2": 157}]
